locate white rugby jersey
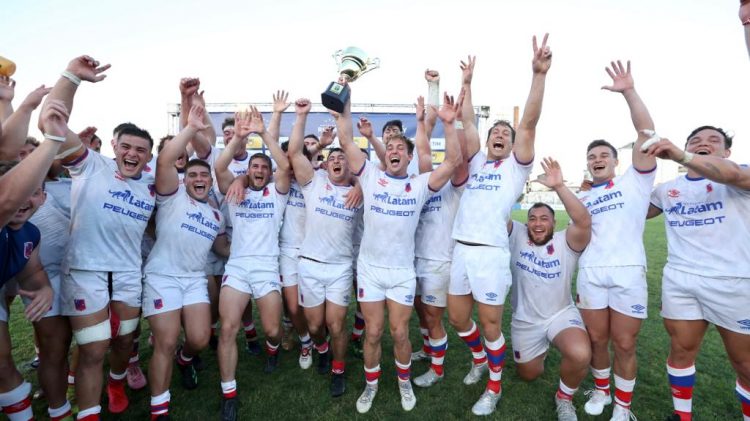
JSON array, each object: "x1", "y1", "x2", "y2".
[
  {"x1": 415, "y1": 181, "x2": 465, "y2": 262},
  {"x1": 226, "y1": 183, "x2": 287, "y2": 258},
  {"x1": 300, "y1": 171, "x2": 361, "y2": 263},
  {"x1": 279, "y1": 180, "x2": 306, "y2": 249},
  {"x1": 577, "y1": 165, "x2": 655, "y2": 268},
  {"x1": 651, "y1": 172, "x2": 750, "y2": 277},
  {"x1": 63, "y1": 149, "x2": 155, "y2": 272},
  {"x1": 509, "y1": 221, "x2": 579, "y2": 322},
  {"x1": 144, "y1": 187, "x2": 224, "y2": 277},
  {"x1": 356, "y1": 160, "x2": 434, "y2": 268},
  {"x1": 452, "y1": 152, "x2": 532, "y2": 248},
  {"x1": 29, "y1": 179, "x2": 71, "y2": 281}
]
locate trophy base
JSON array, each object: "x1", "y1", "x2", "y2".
[{"x1": 321, "y1": 81, "x2": 350, "y2": 113}]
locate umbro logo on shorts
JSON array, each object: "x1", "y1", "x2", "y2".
[
  {"x1": 485, "y1": 292, "x2": 498, "y2": 301},
  {"x1": 569, "y1": 319, "x2": 582, "y2": 326},
  {"x1": 404, "y1": 295, "x2": 414, "y2": 303},
  {"x1": 631, "y1": 304, "x2": 645, "y2": 314},
  {"x1": 738, "y1": 319, "x2": 750, "y2": 330},
  {"x1": 423, "y1": 295, "x2": 437, "y2": 303}
]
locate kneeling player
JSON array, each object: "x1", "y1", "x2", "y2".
[{"x1": 508, "y1": 158, "x2": 592, "y2": 421}]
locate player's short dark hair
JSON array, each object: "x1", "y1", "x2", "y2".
[
  {"x1": 586, "y1": 139, "x2": 618, "y2": 159},
  {"x1": 113, "y1": 122, "x2": 138, "y2": 137},
  {"x1": 382, "y1": 120, "x2": 403, "y2": 136},
  {"x1": 304, "y1": 134, "x2": 319, "y2": 142},
  {"x1": 117, "y1": 126, "x2": 154, "y2": 149},
  {"x1": 487, "y1": 120, "x2": 516, "y2": 144},
  {"x1": 157, "y1": 135, "x2": 175, "y2": 153},
  {"x1": 328, "y1": 147, "x2": 345, "y2": 155},
  {"x1": 185, "y1": 158, "x2": 211, "y2": 172},
  {"x1": 249, "y1": 152, "x2": 272, "y2": 169},
  {"x1": 25, "y1": 136, "x2": 40, "y2": 147},
  {"x1": 222, "y1": 117, "x2": 235, "y2": 130},
  {"x1": 0, "y1": 160, "x2": 18, "y2": 177},
  {"x1": 281, "y1": 140, "x2": 312, "y2": 161},
  {"x1": 528, "y1": 202, "x2": 555, "y2": 219},
  {"x1": 385, "y1": 135, "x2": 415, "y2": 155},
  {"x1": 686, "y1": 125, "x2": 733, "y2": 149}
]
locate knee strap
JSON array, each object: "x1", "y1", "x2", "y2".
[
  {"x1": 74, "y1": 320, "x2": 111, "y2": 345},
  {"x1": 117, "y1": 317, "x2": 139, "y2": 336}
]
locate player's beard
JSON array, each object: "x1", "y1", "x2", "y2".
[{"x1": 528, "y1": 228, "x2": 554, "y2": 246}]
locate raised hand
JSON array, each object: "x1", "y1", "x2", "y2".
[
  {"x1": 601, "y1": 60, "x2": 634, "y2": 93},
  {"x1": 343, "y1": 182, "x2": 363, "y2": 209},
  {"x1": 456, "y1": 87, "x2": 466, "y2": 121},
  {"x1": 416, "y1": 96, "x2": 426, "y2": 122},
  {"x1": 224, "y1": 176, "x2": 247, "y2": 205},
  {"x1": 357, "y1": 117, "x2": 373, "y2": 138},
  {"x1": 187, "y1": 105, "x2": 209, "y2": 130},
  {"x1": 424, "y1": 69, "x2": 440, "y2": 83},
  {"x1": 320, "y1": 126, "x2": 336, "y2": 147},
  {"x1": 65, "y1": 55, "x2": 111, "y2": 83},
  {"x1": 435, "y1": 92, "x2": 458, "y2": 124},
  {"x1": 78, "y1": 126, "x2": 98, "y2": 145},
  {"x1": 643, "y1": 137, "x2": 684, "y2": 162},
  {"x1": 0, "y1": 76, "x2": 15, "y2": 102},
  {"x1": 192, "y1": 90, "x2": 206, "y2": 107},
  {"x1": 534, "y1": 157, "x2": 564, "y2": 189},
  {"x1": 180, "y1": 77, "x2": 200, "y2": 97},
  {"x1": 295, "y1": 98, "x2": 312, "y2": 115},
  {"x1": 39, "y1": 100, "x2": 69, "y2": 137},
  {"x1": 19, "y1": 85, "x2": 51, "y2": 111},
  {"x1": 460, "y1": 56, "x2": 476, "y2": 85},
  {"x1": 233, "y1": 109, "x2": 254, "y2": 139},
  {"x1": 531, "y1": 33, "x2": 552, "y2": 74},
  {"x1": 247, "y1": 106, "x2": 266, "y2": 134},
  {"x1": 273, "y1": 90, "x2": 291, "y2": 113}
]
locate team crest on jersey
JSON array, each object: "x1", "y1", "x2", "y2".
[
  {"x1": 154, "y1": 298, "x2": 163, "y2": 310},
  {"x1": 148, "y1": 184, "x2": 156, "y2": 197},
  {"x1": 74, "y1": 299, "x2": 86, "y2": 311},
  {"x1": 23, "y1": 241, "x2": 33, "y2": 258},
  {"x1": 493, "y1": 160, "x2": 502, "y2": 169},
  {"x1": 706, "y1": 183, "x2": 713, "y2": 193},
  {"x1": 405, "y1": 183, "x2": 412, "y2": 193},
  {"x1": 144, "y1": 164, "x2": 152, "y2": 172},
  {"x1": 213, "y1": 210, "x2": 221, "y2": 221},
  {"x1": 546, "y1": 243, "x2": 555, "y2": 255},
  {"x1": 668, "y1": 189, "x2": 680, "y2": 198},
  {"x1": 604, "y1": 180, "x2": 615, "y2": 189},
  {"x1": 325, "y1": 183, "x2": 333, "y2": 191},
  {"x1": 114, "y1": 171, "x2": 125, "y2": 181},
  {"x1": 263, "y1": 187, "x2": 270, "y2": 197},
  {"x1": 377, "y1": 178, "x2": 388, "y2": 187}
]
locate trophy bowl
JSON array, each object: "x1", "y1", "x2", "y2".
[{"x1": 322, "y1": 47, "x2": 379, "y2": 113}]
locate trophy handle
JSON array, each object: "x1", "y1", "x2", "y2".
[
  {"x1": 360, "y1": 57, "x2": 380, "y2": 76},
  {"x1": 332, "y1": 50, "x2": 344, "y2": 66}
]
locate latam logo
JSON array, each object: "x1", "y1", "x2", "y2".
[
  {"x1": 107, "y1": 189, "x2": 155, "y2": 211},
  {"x1": 185, "y1": 211, "x2": 221, "y2": 231},
  {"x1": 23, "y1": 241, "x2": 33, "y2": 259},
  {"x1": 668, "y1": 189, "x2": 680, "y2": 198},
  {"x1": 738, "y1": 319, "x2": 750, "y2": 330},
  {"x1": 154, "y1": 298, "x2": 163, "y2": 310},
  {"x1": 631, "y1": 304, "x2": 646, "y2": 314}
]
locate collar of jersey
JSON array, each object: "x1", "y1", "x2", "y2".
[
  {"x1": 684, "y1": 174, "x2": 705, "y2": 181},
  {"x1": 233, "y1": 150, "x2": 249, "y2": 161},
  {"x1": 384, "y1": 172, "x2": 408, "y2": 180},
  {"x1": 590, "y1": 179, "x2": 612, "y2": 188}
]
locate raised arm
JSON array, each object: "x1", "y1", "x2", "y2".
[
  {"x1": 307, "y1": 126, "x2": 335, "y2": 157},
  {"x1": 601, "y1": 60, "x2": 656, "y2": 171},
  {"x1": 357, "y1": 117, "x2": 385, "y2": 168},
  {"x1": 216, "y1": 111, "x2": 251, "y2": 194},
  {"x1": 458, "y1": 56, "x2": 481, "y2": 159},
  {"x1": 0, "y1": 85, "x2": 50, "y2": 159},
  {"x1": 336, "y1": 85, "x2": 365, "y2": 173},
  {"x1": 288, "y1": 98, "x2": 315, "y2": 185},
  {"x1": 515, "y1": 34, "x2": 551, "y2": 164},
  {"x1": 156, "y1": 105, "x2": 207, "y2": 194},
  {"x1": 646, "y1": 137, "x2": 750, "y2": 190},
  {"x1": 268, "y1": 90, "x2": 291, "y2": 140},
  {"x1": 414, "y1": 96, "x2": 433, "y2": 174},
  {"x1": 251, "y1": 106, "x2": 290, "y2": 193},
  {"x1": 0, "y1": 100, "x2": 69, "y2": 226},
  {"x1": 0, "y1": 76, "x2": 15, "y2": 122},
  {"x1": 428, "y1": 93, "x2": 461, "y2": 191},
  {"x1": 536, "y1": 157, "x2": 591, "y2": 252},
  {"x1": 179, "y1": 78, "x2": 199, "y2": 130}
]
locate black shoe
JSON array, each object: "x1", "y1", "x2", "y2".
[
  {"x1": 350, "y1": 339, "x2": 363, "y2": 359},
  {"x1": 664, "y1": 414, "x2": 682, "y2": 421},
  {"x1": 192, "y1": 354, "x2": 205, "y2": 371},
  {"x1": 209, "y1": 335, "x2": 218, "y2": 351},
  {"x1": 264, "y1": 355, "x2": 279, "y2": 374},
  {"x1": 246, "y1": 340, "x2": 261, "y2": 356},
  {"x1": 155, "y1": 415, "x2": 170, "y2": 421},
  {"x1": 177, "y1": 360, "x2": 198, "y2": 390},
  {"x1": 330, "y1": 373, "x2": 346, "y2": 397},
  {"x1": 317, "y1": 352, "x2": 330, "y2": 375},
  {"x1": 221, "y1": 396, "x2": 238, "y2": 421}
]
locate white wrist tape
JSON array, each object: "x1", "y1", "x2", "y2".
[
  {"x1": 44, "y1": 133, "x2": 66, "y2": 143},
  {"x1": 61, "y1": 71, "x2": 81, "y2": 86},
  {"x1": 639, "y1": 129, "x2": 660, "y2": 152},
  {"x1": 679, "y1": 151, "x2": 695, "y2": 165},
  {"x1": 74, "y1": 319, "x2": 111, "y2": 345},
  {"x1": 118, "y1": 317, "x2": 140, "y2": 336},
  {"x1": 54, "y1": 143, "x2": 83, "y2": 160}
]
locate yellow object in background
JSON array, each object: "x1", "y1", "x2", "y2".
[{"x1": 0, "y1": 56, "x2": 16, "y2": 77}]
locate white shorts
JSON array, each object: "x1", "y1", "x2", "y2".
[
  {"x1": 415, "y1": 258, "x2": 450, "y2": 308},
  {"x1": 661, "y1": 265, "x2": 750, "y2": 335},
  {"x1": 279, "y1": 248, "x2": 300, "y2": 287},
  {"x1": 142, "y1": 274, "x2": 209, "y2": 317},
  {"x1": 576, "y1": 266, "x2": 647, "y2": 319},
  {"x1": 449, "y1": 242, "x2": 512, "y2": 306},
  {"x1": 204, "y1": 251, "x2": 226, "y2": 276},
  {"x1": 356, "y1": 259, "x2": 415, "y2": 306},
  {"x1": 298, "y1": 258, "x2": 352, "y2": 308},
  {"x1": 222, "y1": 256, "x2": 281, "y2": 299},
  {"x1": 62, "y1": 270, "x2": 142, "y2": 316},
  {"x1": 19, "y1": 273, "x2": 63, "y2": 318},
  {"x1": 511, "y1": 306, "x2": 586, "y2": 363}
]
